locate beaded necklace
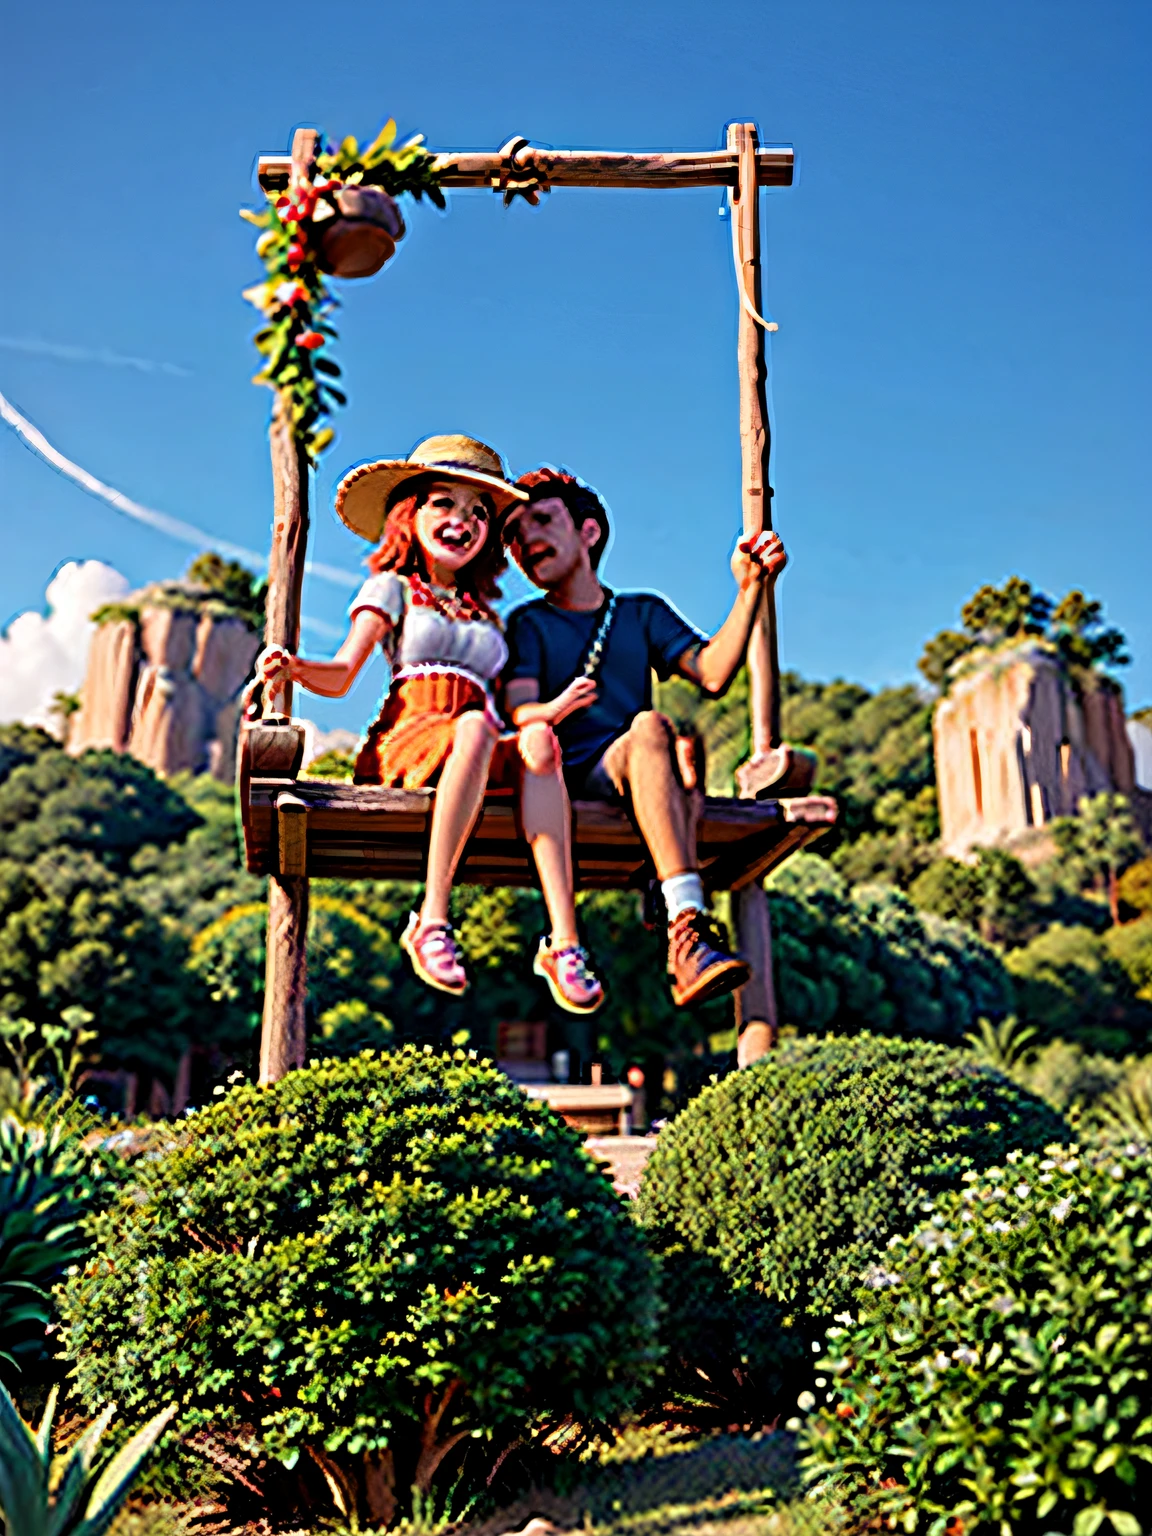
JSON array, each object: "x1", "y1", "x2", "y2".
[{"x1": 406, "y1": 572, "x2": 495, "y2": 626}]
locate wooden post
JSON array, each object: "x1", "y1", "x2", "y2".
[
  {"x1": 728, "y1": 121, "x2": 781, "y2": 755},
  {"x1": 728, "y1": 122, "x2": 778, "y2": 1061},
  {"x1": 258, "y1": 128, "x2": 316, "y2": 1086}
]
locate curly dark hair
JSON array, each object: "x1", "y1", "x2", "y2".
[
  {"x1": 512, "y1": 468, "x2": 612, "y2": 569},
  {"x1": 367, "y1": 472, "x2": 505, "y2": 611}
]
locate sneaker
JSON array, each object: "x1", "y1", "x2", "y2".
[
  {"x1": 401, "y1": 911, "x2": 468, "y2": 995},
  {"x1": 667, "y1": 908, "x2": 750, "y2": 1008},
  {"x1": 533, "y1": 938, "x2": 605, "y2": 1015}
]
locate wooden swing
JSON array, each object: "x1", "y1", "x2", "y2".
[{"x1": 241, "y1": 125, "x2": 837, "y2": 1084}]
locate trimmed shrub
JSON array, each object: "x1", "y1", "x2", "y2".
[
  {"x1": 636, "y1": 1035, "x2": 1066, "y2": 1427},
  {"x1": 804, "y1": 1147, "x2": 1152, "y2": 1534},
  {"x1": 60, "y1": 1049, "x2": 659, "y2": 1520}
]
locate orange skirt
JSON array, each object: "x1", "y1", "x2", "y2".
[{"x1": 354, "y1": 673, "x2": 520, "y2": 790}]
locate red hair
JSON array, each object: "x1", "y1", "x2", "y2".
[{"x1": 367, "y1": 473, "x2": 506, "y2": 614}]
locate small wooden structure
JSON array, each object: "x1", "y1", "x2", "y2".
[{"x1": 243, "y1": 125, "x2": 836, "y2": 1084}]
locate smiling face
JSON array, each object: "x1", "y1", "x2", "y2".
[
  {"x1": 412, "y1": 481, "x2": 492, "y2": 575},
  {"x1": 504, "y1": 496, "x2": 602, "y2": 590}
]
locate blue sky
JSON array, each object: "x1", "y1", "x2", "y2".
[{"x1": 2, "y1": 0, "x2": 1149, "y2": 732}]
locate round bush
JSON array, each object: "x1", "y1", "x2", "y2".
[
  {"x1": 636, "y1": 1035, "x2": 1066, "y2": 1426},
  {"x1": 804, "y1": 1147, "x2": 1152, "y2": 1534},
  {"x1": 62, "y1": 1048, "x2": 659, "y2": 1518}
]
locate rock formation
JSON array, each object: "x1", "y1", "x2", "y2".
[
  {"x1": 934, "y1": 642, "x2": 1137, "y2": 858},
  {"x1": 68, "y1": 581, "x2": 260, "y2": 781}
]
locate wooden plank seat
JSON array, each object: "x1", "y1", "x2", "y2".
[{"x1": 239, "y1": 719, "x2": 837, "y2": 890}]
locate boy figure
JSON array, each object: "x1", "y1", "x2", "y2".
[{"x1": 502, "y1": 468, "x2": 786, "y2": 1007}]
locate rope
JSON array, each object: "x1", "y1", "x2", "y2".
[{"x1": 728, "y1": 193, "x2": 778, "y2": 333}]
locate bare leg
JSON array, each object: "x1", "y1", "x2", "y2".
[
  {"x1": 420, "y1": 712, "x2": 498, "y2": 927},
  {"x1": 518, "y1": 722, "x2": 578, "y2": 947},
  {"x1": 606, "y1": 712, "x2": 695, "y2": 880}
]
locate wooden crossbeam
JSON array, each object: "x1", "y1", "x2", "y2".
[{"x1": 256, "y1": 142, "x2": 794, "y2": 194}]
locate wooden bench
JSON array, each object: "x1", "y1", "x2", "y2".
[{"x1": 240, "y1": 720, "x2": 836, "y2": 890}]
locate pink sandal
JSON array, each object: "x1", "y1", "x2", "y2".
[
  {"x1": 534, "y1": 938, "x2": 605, "y2": 1015},
  {"x1": 401, "y1": 912, "x2": 469, "y2": 996}
]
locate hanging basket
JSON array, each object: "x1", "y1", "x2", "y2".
[{"x1": 314, "y1": 186, "x2": 406, "y2": 279}]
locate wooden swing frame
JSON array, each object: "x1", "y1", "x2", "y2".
[{"x1": 241, "y1": 124, "x2": 837, "y2": 1083}]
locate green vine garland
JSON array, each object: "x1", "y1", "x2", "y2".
[{"x1": 242, "y1": 120, "x2": 444, "y2": 462}]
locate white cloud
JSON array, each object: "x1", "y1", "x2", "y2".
[{"x1": 0, "y1": 561, "x2": 131, "y2": 732}]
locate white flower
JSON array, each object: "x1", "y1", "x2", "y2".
[
  {"x1": 797, "y1": 1391, "x2": 816, "y2": 1411},
  {"x1": 990, "y1": 1219, "x2": 1012, "y2": 1233},
  {"x1": 916, "y1": 1225, "x2": 955, "y2": 1253},
  {"x1": 1007, "y1": 1150, "x2": 1022, "y2": 1164},
  {"x1": 1040, "y1": 1159, "x2": 1057, "y2": 1170},
  {"x1": 1039, "y1": 1173, "x2": 1053, "y2": 1184},
  {"x1": 863, "y1": 1263, "x2": 903, "y2": 1289},
  {"x1": 834, "y1": 1312, "x2": 855, "y2": 1325},
  {"x1": 990, "y1": 1294, "x2": 1015, "y2": 1315},
  {"x1": 952, "y1": 1346, "x2": 979, "y2": 1366},
  {"x1": 1060, "y1": 1158, "x2": 1079, "y2": 1173},
  {"x1": 1110, "y1": 1165, "x2": 1124, "y2": 1178},
  {"x1": 933, "y1": 1351, "x2": 951, "y2": 1370},
  {"x1": 815, "y1": 1377, "x2": 827, "y2": 1387},
  {"x1": 1051, "y1": 1197, "x2": 1073, "y2": 1222},
  {"x1": 1015, "y1": 1183, "x2": 1030, "y2": 1198}
]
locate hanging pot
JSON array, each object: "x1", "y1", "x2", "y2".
[{"x1": 313, "y1": 186, "x2": 406, "y2": 279}]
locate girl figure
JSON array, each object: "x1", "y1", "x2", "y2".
[{"x1": 258, "y1": 434, "x2": 603, "y2": 1014}]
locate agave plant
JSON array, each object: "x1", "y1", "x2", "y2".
[
  {"x1": 0, "y1": 1117, "x2": 95, "y2": 1377},
  {"x1": 0, "y1": 1381, "x2": 176, "y2": 1536}
]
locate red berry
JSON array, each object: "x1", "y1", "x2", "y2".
[{"x1": 298, "y1": 330, "x2": 325, "y2": 350}]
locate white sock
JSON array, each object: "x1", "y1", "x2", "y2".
[{"x1": 662, "y1": 872, "x2": 705, "y2": 921}]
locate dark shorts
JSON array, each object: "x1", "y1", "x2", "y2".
[{"x1": 567, "y1": 748, "x2": 623, "y2": 803}]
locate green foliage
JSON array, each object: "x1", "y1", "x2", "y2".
[
  {"x1": 656, "y1": 670, "x2": 936, "y2": 861},
  {"x1": 1106, "y1": 917, "x2": 1152, "y2": 1003},
  {"x1": 1049, "y1": 793, "x2": 1145, "y2": 921},
  {"x1": 766, "y1": 855, "x2": 1013, "y2": 1043},
  {"x1": 242, "y1": 117, "x2": 443, "y2": 461},
  {"x1": 1118, "y1": 858, "x2": 1152, "y2": 918},
  {"x1": 636, "y1": 1035, "x2": 1065, "y2": 1426},
  {"x1": 803, "y1": 1148, "x2": 1152, "y2": 1535},
  {"x1": 189, "y1": 895, "x2": 395, "y2": 1056},
  {"x1": 303, "y1": 748, "x2": 356, "y2": 781},
  {"x1": 61, "y1": 1050, "x2": 659, "y2": 1514},
  {"x1": 1010, "y1": 1038, "x2": 1127, "y2": 1119},
  {"x1": 909, "y1": 847, "x2": 1043, "y2": 949},
  {"x1": 918, "y1": 576, "x2": 1130, "y2": 692},
  {"x1": 0, "y1": 1379, "x2": 175, "y2": 1536},
  {"x1": 1005, "y1": 923, "x2": 1152, "y2": 1054},
  {"x1": 0, "y1": 729, "x2": 197, "y2": 870},
  {"x1": 0, "y1": 1117, "x2": 107, "y2": 1381},
  {"x1": 184, "y1": 553, "x2": 265, "y2": 630},
  {"x1": 126, "y1": 773, "x2": 264, "y2": 938}
]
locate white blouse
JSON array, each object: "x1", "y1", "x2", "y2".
[{"x1": 349, "y1": 572, "x2": 508, "y2": 683}]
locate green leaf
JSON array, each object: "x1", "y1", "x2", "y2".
[
  {"x1": 1075, "y1": 1511, "x2": 1107, "y2": 1536},
  {"x1": 1107, "y1": 1514, "x2": 1142, "y2": 1536},
  {"x1": 75, "y1": 1404, "x2": 177, "y2": 1536}
]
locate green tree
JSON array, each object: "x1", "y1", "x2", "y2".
[
  {"x1": 1118, "y1": 855, "x2": 1152, "y2": 917},
  {"x1": 916, "y1": 577, "x2": 1129, "y2": 693},
  {"x1": 767, "y1": 854, "x2": 1012, "y2": 1042},
  {"x1": 1049, "y1": 588, "x2": 1130, "y2": 672},
  {"x1": 189, "y1": 895, "x2": 396, "y2": 1058},
  {"x1": 1005, "y1": 922, "x2": 1152, "y2": 1053},
  {"x1": 960, "y1": 575, "x2": 1052, "y2": 640},
  {"x1": 184, "y1": 552, "x2": 265, "y2": 629},
  {"x1": 1050, "y1": 791, "x2": 1144, "y2": 923}
]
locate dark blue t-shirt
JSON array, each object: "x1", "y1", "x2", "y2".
[{"x1": 503, "y1": 591, "x2": 704, "y2": 777}]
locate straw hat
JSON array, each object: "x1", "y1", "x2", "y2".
[{"x1": 334, "y1": 434, "x2": 527, "y2": 543}]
